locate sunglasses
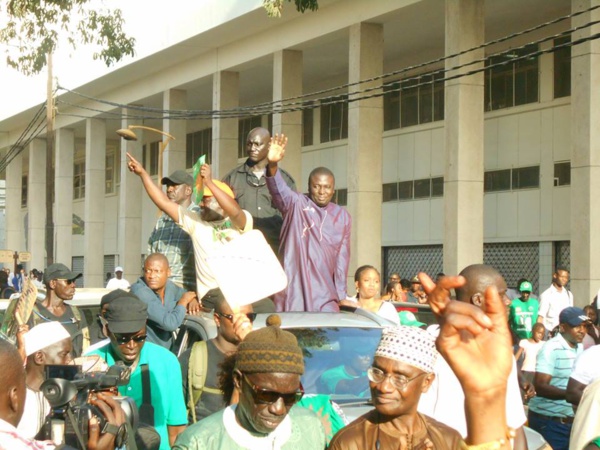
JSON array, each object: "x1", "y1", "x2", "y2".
[
  {"x1": 111, "y1": 333, "x2": 147, "y2": 345},
  {"x1": 242, "y1": 373, "x2": 304, "y2": 406},
  {"x1": 217, "y1": 312, "x2": 257, "y2": 323}
]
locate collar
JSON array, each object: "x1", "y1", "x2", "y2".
[
  {"x1": 222, "y1": 405, "x2": 292, "y2": 449},
  {"x1": 555, "y1": 332, "x2": 581, "y2": 351}
]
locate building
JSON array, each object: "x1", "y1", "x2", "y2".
[{"x1": 0, "y1": 0, "x2": 598, "y2": 303}]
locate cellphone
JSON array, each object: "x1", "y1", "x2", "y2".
[{"x1": 45, "y1": 364, "x2": 82, "y2": 381}]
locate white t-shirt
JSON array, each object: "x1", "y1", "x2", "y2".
[
  {"x1": 418, "y1": 325, "x2": 527, "y2": 437},
  {"x1": 17, "y1": 388, "x2": 50, "y2": 439},
  {"x1": 178, "y1": 206, "x2": 252, "y2": 299},
  {"x1": 538, "y1": 284, "x2": 573, "y2": 331},
  {"x1": 106, "y1": 277, "x2": 130, "y2": 290},
  {"x1": 519, "y1": 339, "x2": 544, "y2": 372},
  {"x1": 570, "y1": 344, "x2": 600, "y2": 385},
  {"x1": 376, "y1": 301, "x2": 400, "y2": 325}
]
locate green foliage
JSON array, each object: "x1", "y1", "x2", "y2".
[
  {"x1": 263, "y1": 0, "x2": 319, "y2": 18},
  {"x1": 0, "y1": 0, "x2": 136, "y2": 75}
]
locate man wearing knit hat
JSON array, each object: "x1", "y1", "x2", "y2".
[
  {"x1": 173, "y1": 314, "x2": 326, "y2": 449},
  {"x1": 87, "y1": 290, "x2": 188, "y2": 449},
  {"x1": 329, "y1": 326, "x2": 461, "y2": 449},
  {"x1": 17, "y1": 322, "x2": 72, "y2": 438},
  {"x1": 127, "y1": 154, "x2": 253, "y2": 311}
]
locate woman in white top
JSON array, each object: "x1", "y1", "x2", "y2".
[{"x1": 353, "y1": 265, "x2": 400, "y2": 325}]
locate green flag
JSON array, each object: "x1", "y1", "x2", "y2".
[{"x1": 192, "y1": 154, "x2": 206, "y2": 204}]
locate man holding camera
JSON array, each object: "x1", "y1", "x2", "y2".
[
  {"x1": 88, "y1": 290, "x2": 188, "y2": 450},
  {"x1": 0, "y1": 337, "x2": 126, "y2": 450}
]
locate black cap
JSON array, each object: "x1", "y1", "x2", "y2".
[
  {"x1": 104, "y1": 293, "x2": 148, "y2": 333},
  {"x1": 161, "y1": 170, "x2": 193, "y2": 187},
  {"x1": 43, "y1": 263, "x2": 82, "y2": 284}
]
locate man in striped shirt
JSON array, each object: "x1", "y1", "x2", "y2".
[{"x1": 528, "y1": 306, "x2": 588, "y2": 450}]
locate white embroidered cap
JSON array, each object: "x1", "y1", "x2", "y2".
[
  {"x1": 374, "y1": 325, "x2": 437, "y2": 373},
  {"x1": 24, "y1": 322, "x2": 70, "y2": 356}
]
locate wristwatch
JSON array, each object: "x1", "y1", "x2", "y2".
[{"x1": 102, "y1": 422, "x2": 128, "y2": 448}]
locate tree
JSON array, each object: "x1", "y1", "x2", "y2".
[
  {"x1": 263, "y1": 0, "x2": 319, "y2": 18},
  {"x1": 0, "y1": 0, "x2": 136, "y2": 75}
]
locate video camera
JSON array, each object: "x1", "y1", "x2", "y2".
[{"x1": 40, "y1": 362, "x2": 138, "y2": 449}]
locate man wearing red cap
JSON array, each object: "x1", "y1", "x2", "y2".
[{"x1": 127, "y1": 154, "x2": 252, "y2": 310}]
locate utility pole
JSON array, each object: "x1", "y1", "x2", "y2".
[{"x1": 45, "y1": 53, "x2": 54, "y2": 266}]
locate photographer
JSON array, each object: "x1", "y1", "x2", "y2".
[{"x1": 0, "y1": 338, "x2": 127, "y2": 450}]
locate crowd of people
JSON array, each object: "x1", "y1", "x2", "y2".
[{"x1": 1, "y1": 128, "x2": 599, "y2": 449}]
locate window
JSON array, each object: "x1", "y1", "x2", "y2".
[
  {"x1": 485, "y1": 44, "x2": 539, "y2": 111},
  {"x1": 414, "y1": 178, "x2": 431, "y2": 199},
  {"x1": 186, "y1": 128, "x2": 212, "y2": 168},
  {"x1": 320, "y1": 95, "x2": 348, "y2": 143},
  {"x1": 73, "y1": 161, "x2": 85, "y2": 200},
  {"x1": 554, "y1": 161, "x2": 571, "y2": 186},
  {"x1": 105, "y1": 153, "x2": 116, "y2": 194},
  {"x1": 554, "y1": 37, "x2": 571, "y2": 98},
  {"x1": 512, "y1": 166, "x2": 539, "y2": 189},
  {"x1": 302, "y1": 108, "x2": 314, "y2": 146},
  {"x1": 431, "y1": 177, "x2": 444, "y2": 197},
  {"x1": 382, "y1": 183, "x2": 398, "y2": 202},
  {"x1": 334, "y1": 188, "x2": 347, "y2": 206},
  {"x1": 398, "y1": 181, "x2": 414, "y2": 200},
  {"x1": 484, "y1": 169, "x2": 511, "y2": 192},
  {"x1": 382, "y1": 177, "x2": 443, "y2": 202},
  {"x1": 143, "y1": 142, "x2": 159, "y2": 176},
  {"x1": 384, "y1": 72, "x2": 444, "y2": 131},
  {"x1": 21, "y1": 175, "x2": 27, "y2": 207},
  {"x1": 238, "y1": 116, "x2": 263, "y2": 158}
]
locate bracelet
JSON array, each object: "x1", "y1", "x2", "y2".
[{"x1": 460, "y1": 428, "x2": 516, "y2": 450}]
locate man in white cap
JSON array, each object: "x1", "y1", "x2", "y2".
[
  {"x1": 106, "y1": 266, "x2": 131, "y2": 290},
  {"x1": 329, "y1": 326, "x2": 461, "y2": 449},
  {"x1": 17, "y1": 322, "x2": 72, "y2": 438}
]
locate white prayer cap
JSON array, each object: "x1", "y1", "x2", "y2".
[
  {"x1": 24, "y1": 322, "x2": 70, "y2": 357},
  {"x1": 374, "y1": 326, "x2": 437, "y2": 373}
]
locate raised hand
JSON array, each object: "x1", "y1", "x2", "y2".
[
  {"x1": 200, "y1": 163, "x2": 212, "y2": 181},
  {"x1": 126, "y1": 152, "x2": 145, "y2": 176},
  {"x1": 267, "y1": 133, "x2": 287, "y2": 164}
]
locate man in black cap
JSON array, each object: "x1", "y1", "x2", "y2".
[
  {"x1": 88, "y1": 289, "x2": 188, "y2": 450},
  {"x1": 148, "y1": 169, "x2": 200, "y2": 292},
  {"x1": 27, "y1": 262, "x2": 89, "y2": 357}
]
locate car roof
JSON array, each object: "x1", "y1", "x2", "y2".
[{"x1": 252, "y1": 310, "x2": 393, "y2": 329}]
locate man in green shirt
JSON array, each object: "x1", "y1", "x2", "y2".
[{"x1": 509, "y1": 281, "x2": 539, "y2": 340}]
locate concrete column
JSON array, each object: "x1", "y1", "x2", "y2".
[
  {"x1": 55, "y1": 128, "x2": 74, "y2": 265},
  {"x1": 273, "y1": 50, "x2": 303, "y2": 184},
  {"x1": 443, "y1": 0, "x2": 485, "y2": 274},
  {"x1": 118, "y1": 111, "x2": 143, "y2": 283},
  {"x1": 84, "y1": 119, "x2": 106, "y2": 287},
  {"x1": 347, "y1": 22, "x2": 384, "y2": 281},
  {"x1": 6, "y1": 151, "x2": 23, "y2": 255},
  {"x1": 570, "y1": 0, "x2": 600, "y2": 305},
  {"x1": 212, "y1": 71, "x2": 239, "y2": 178},
  {"x1": 162, "y1": 89, "x2": 187, "y2": 175},
  {"x1": 538, "y1": 241, "x2": 553, "y2": 295},
  {"x1": 28, "y1": 139, "x2": 46, "y2": 269}
]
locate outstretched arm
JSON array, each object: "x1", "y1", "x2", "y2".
[
  {"x1": 127, "y1": 153, "x2": 179, "y2": 222},
  {"x1": 200, "y1": 164, "x2": 247, "y2": 230},
  {"x1": 266, "y1": 133, "x2": 287, "y2": 178}
]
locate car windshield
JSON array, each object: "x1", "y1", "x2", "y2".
[{"x1": 287, "y1": 326, "x2": 382, "y2": 404}]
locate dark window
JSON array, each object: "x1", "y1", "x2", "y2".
[
  {"x1": 484, "y1": 169, "x2": 511, "y2": 192},
  {"x1": 144, "y1": 141, "x2": 159, "y2": 176},
  {"x1": 334, "y1": 188, "x2": 347, "y2": 206},
  {"x1": 400, "y1": 79, "x2": 419, "y2": 128},
  {"x1": 512, "y1": 166, "x2": 539, "y2": 190},
  {"x1": 383, "y1": 82, "x2": 400, "y2": 131},
  {"x1": 73, "y1": 161, "x2": 85, "y2": 200},
  {"x1": 21, "y1": 175, "x2": 27, "y2": 207},
  {"x1": 554, "y1": 161, "x2": 571, "y2": 186},
  {"x1": 432, "y1": 72, "x2": 445, "y2": 122},
  {"x1": 486, "y1": 44, "x2": 539, "y2": 111},
  {"x1": 186, "y1": 128, "x2": 212, "y2": 168},
  {"x1": 302, "y1": 108, "x2": 314, "y2": 146},
  {"x1": 414, "y1": 178, "x2": 431, "y2": 198},
  {"x1": 554, "y1": 37, "x2": 571, "y2": 99},
  {"x1": 238, "y1": 116, "x2": 263, "y2": 158},
  {"x1": 382, "y1": 183, "x2": 398, "y2": 202},
  {"x1": 320, "y1": 95, "x2": 348, "y2": 143},
  {"x1": 398, "y1": 181, "x2": 413, "y2": 200},
  {"x1": 431, "y1": 177, "x2": 444, "y2": 197}
]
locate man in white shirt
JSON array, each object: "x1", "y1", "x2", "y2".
[
  {"x1": 106, "y1": 266, "x2": 131, "y2": 290},
  {"x1": 538, "y1": 268, "x2": 573, "y2": 333}
]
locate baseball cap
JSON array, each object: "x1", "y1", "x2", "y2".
[
  {"x1": 161, "y1": 170, "x2": 193, "y2": 187},
  {"x1": 411, "y1": 276, "x2": 421, "y2": 284},
  {"x1": 43, "y1": 263, "x2": 82, "y2": 284},
  {"x1": 398, "y1": 311, "x2": 426, "y2": 328},
  {"x1": 104, "y1": 292, "x2": 148, "y2": 333},
  {"x1": 114, "y1": 266, "x2": 123, "y2": 273},
  {"x1": 204, "y1": 179, "x2": 234, "y2": 199},
  {"x1": 559, "y1": 307, "x2": 589, "y2": 327},
  {"x1": 519, "y1": 281, "x2": 533, "y2": 293}
]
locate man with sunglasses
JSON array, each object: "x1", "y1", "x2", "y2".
[
  {"x1": 88, "y1": 290, "x2": 188, "y2": 450},
  {"x1": 174, "y1": 314, "x2": 326, "y2": 449},
  {"x1": 179, "y1": 297, "x2": 255, "y2": 423},
  {"x1": 222, "y1": 127, "x2": 296, "y2": 254},
  {"x1": 25, "y1": 263, "x2": 89, "y2": 357}
]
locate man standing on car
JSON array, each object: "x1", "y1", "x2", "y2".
[
  {"x1": 131, "y1": 253, "x2": 199, "y2": 350},
  {"x1": 179, "y1": 297, "x2": 254, "y2": 423},
  {"x1": 222, "y1": 127, "x2": 296, "y2": 254},
  {"x1": 88, "y1": 290, "x2": 188, "y2": 449}
]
